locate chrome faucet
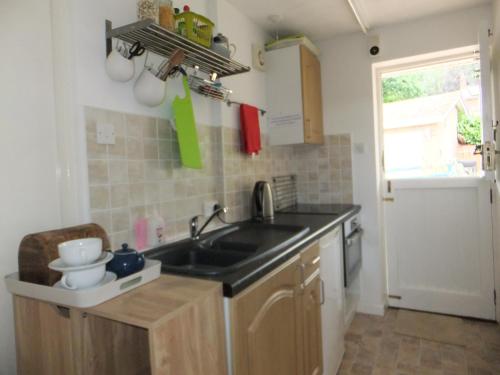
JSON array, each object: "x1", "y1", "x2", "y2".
[{"x1": 190, "y1": 206, "x2": 228, "y2": 240}]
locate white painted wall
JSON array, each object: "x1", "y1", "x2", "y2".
[
  {"x1": 216, "y1": 0, "x2": 269, "y2": 131},
  {"x1": 0, "y1": 0, "x2": 62, "y2": 372},
  {"x1": 317, "y1": 4, "x2": 492, "y2": 315}
]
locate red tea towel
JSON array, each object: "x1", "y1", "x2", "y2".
[{"x1": 240, "y1": 104, "x2": 261, "y2": 155}]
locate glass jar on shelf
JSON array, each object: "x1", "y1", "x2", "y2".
[
  {"x1": 159, "y1": 0, "x2": 175, "y2": 31},
  {"x1": 137, "y1": 0, "x2": 159, "y2": 23}
]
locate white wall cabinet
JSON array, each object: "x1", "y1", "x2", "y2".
[
  {"x1": 266, "y1": 45, "x2": 325, "y2": 145},
  {"x1": 319, "y1": 227, "x2": 345, "y2": 375}
]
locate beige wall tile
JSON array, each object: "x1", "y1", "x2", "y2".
[
  {"x1": 85, "y1": 107, "x2": 125, "y2": 136},
  {"x1": 88, "y1": 160, "x2": 109, "y2": 185},
  {"x1": 143, "y1": 119, "x2": 157, "y2": 138},
  {"x1": 108, "y1": 137, "x2": 127, "y2": 159},
  {"x1": 160, "y1": 202, "x2": 177, "y2": 222},
  {"x1": 110, "y1": 184, "x2": 129, "y2": 208},
  {"x1": 130, "y1": 206, "x2": 146, "y2": 222},
  {"x1": 86, "y1": 132, "x2": 107, "y2": 159},
  {"x1": 157, "y1": 119, "x2": 173, "y2": 139},
  {"x1": 111, "y1": 208, "x2": 130, "y2": 232},
  {"x1": 91, "y1": 210, "x2": 112, "y2": 235},
  {"x1": 109, "y1": 231, "x2": 132, "y2": 251},
  {"x1": 129, "y1": 183, "x2": 145, "y2": 207},
  {"x1": 127, "y1": 137, "x2": 144, "y2": 160},
  {"x1": 159, "y1": 180, "x2": 174, "y2": 202},
  {"x1": 145, "y1": 182, "x2": 160, "y2": 204},
  {"x1": 128, "y1": 160, "x2": 145, "y2": 182},
  {"x1": 158, "y1": 140, "x2": 173, "y2": 159},
  {"x1": 144, "y1": 160, "x2": 160, "y2": 181},
  {"x1": 126, "y1": 114, "x2": 146, "y2": 138},
  {"x1": 109, "y1": 160, "x2": 128, "y2": 184},
  {"x1": 144, "y1": 139, "x2": 159, "y2": 159},
  {"x1": 90, "y1": 186, "x2": 110, "y2": 210},
  {"x1": 126, "y1": 113, "x2": 157, "y2": 138}
]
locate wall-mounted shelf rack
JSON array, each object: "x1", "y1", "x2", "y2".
[
  {"x1": 188, "y1": 75, "x2": 232, "y2": 101},
  {"x1": 106, "y1": 19, "x2": 251, "y2": 78}
]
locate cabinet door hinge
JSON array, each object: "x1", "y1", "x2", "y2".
[
  {"x1": 494, "y1": 290, "x2": 497, "y2": 305},
  {"x1": 490, "y1": 188, "x2": 493, "y2": 204}
]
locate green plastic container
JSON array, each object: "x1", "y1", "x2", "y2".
[{"x1": 175, "y1": 11, "x2": 214, "y2": 48}]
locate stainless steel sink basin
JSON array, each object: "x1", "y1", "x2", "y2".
[{"x1": 145, "y1": 221, "x2": 310, "y2": 276}]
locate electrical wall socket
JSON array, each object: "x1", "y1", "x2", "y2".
[
  {"x1": 96, "y1": 122, "x2": 115, "y2": 145},
  {"x1": 203, "y1": 200, "x2": 219, "y2": 217}
]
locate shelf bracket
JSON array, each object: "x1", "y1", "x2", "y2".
[{"x1": 105, "y1": 20, "x2": 113, "y2": 57}]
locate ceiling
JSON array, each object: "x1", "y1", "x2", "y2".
[{"x1": 225, "y1": 0, "x2": 490, "y2": 40}]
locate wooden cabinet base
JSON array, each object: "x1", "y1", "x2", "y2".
[
  {"x1": 13, "y1": 275, "x2": 227, "y2": 375},
  {"x1": 229, "y1": 242, "x2": 324, "y2": 375}
]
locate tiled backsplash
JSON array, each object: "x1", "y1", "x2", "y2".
[
  {"x1": 85, "y1": 106, "x2": 353, "y2": 249},
  {"x1": 295, "y1": 135, "x2": 353, "y2": 204},
  {"x1": 85, "y1": 107, "x2": 224, "y2": 249}
]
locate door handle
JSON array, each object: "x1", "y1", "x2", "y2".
[{"x1": 475, "y1": 141, "x2": 497, "y2": 171}]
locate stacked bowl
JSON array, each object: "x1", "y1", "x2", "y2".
[{"x1": 48, "y1": 238, "x2": 115, "y2": 290}]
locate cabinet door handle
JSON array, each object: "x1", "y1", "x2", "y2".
[
  {"x1": 310, "y1": 256, "x2": 320, "y2": 266},
  {"x1": 297, "y1": 263, "x2": 306, "y2": 289},
  {"x1": 320, "y1": 278, "x2": 325, "y2": 305}
]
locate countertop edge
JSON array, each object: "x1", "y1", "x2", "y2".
[{"x1": 224, "y1": 205, "x2": 361, "y2": 297}]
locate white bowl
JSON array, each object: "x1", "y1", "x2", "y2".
[
  {"x1": 59, "y1": 264, "x2": 106, "y2": 290},
  {"x1": 58, "y1": 238, "x2": 102, "y2": 267}
]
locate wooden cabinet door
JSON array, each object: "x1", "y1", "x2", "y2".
[
  {"x1": 231, "y1": 257, "x2": 303, "y2": 375},
  {"x1": 302, "y1": 273, "x2": 323, "y2": 375},
  {"x1": 300, "y1": 45, "x2": 324, "y2": 145}
]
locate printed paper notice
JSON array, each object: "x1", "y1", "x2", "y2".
[{"x1": 269, "y1": 114, "x2": 303, "y2": 128}]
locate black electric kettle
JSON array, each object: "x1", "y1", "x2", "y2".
[{"x1": 251, "y1": 181, "x2": 274, "y2": 220}]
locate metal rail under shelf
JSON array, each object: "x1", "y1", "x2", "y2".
[{"x1": 106, "y1": 19, "x2": 251, "y2": 78}]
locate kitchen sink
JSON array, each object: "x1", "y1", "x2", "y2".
[
  {"x1": 158, "y1": 249, "x2": 248, "y2": 268},
  {"x1": 145, "y1": 221, "x2": 310, "y2": 276}
]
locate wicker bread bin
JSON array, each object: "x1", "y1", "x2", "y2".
[{"x1": 18, "y1": 223, "x2": 110, "y2": 286}]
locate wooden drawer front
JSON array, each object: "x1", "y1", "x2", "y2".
[{"x1": 300, "y1": 242, "x2": 320, "y2": 282}]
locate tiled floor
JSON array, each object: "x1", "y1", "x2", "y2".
[{"x1": 339, "y1": 309, "x2": 500, "y2": 375}]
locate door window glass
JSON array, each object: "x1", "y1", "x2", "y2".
[{"x1": 382, "y1": 58, "x2": 482, "y2": 178}]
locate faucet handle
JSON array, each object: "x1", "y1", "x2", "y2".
[{"x1": 190, "y1": 216, "x2": 199, "y2": 239}]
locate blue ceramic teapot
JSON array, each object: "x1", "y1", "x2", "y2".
[{"x1": 106, "y1": 243, "x2": 145, "y2": 278}]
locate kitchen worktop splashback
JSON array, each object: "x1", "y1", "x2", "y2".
[{"x1": 85, "y1": 107, "x2": 352, "y2": 249}]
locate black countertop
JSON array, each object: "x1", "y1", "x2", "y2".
[
  {"x1": 148, "y1": 204, "x2": 361, "y2": 297},
  {"x1": 220, "y1": 204, "x2": 361, "y2": 296}
]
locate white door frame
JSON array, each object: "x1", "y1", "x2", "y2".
[{"x1": 373, "y1": 45, "x2": 496, "y2": 318}]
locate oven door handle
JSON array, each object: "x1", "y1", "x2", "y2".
[{"x1": 346, "y1": 227, "x2": 363, "y2": 247}]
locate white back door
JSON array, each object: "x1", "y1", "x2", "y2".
[{"x1": 381, "y1": 28, "x2": 496, "y2": 320}]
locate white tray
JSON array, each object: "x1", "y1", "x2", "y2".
[{"x1": 4, "y1": 259, "x2": 161, "y2": 308}]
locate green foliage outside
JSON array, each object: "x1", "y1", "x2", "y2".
[
  {"x1": 383, "y1": 76, "x2": 423, "y2": 103},
  {"x1": 382, "y1": 63, "x2": 480, "y2": 103},
  {"x1": 457, "y1": 110, "x2": 482, "y2": 145}
]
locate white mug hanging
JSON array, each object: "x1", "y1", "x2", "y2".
[{"x1": 105, "y1": 41, "x2": 135, "y2": 82}]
